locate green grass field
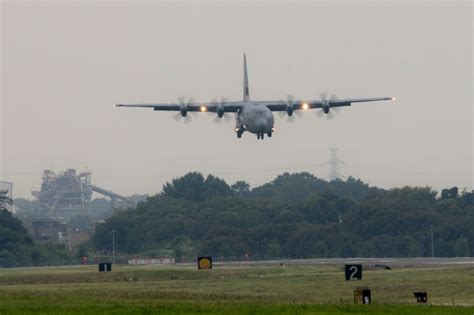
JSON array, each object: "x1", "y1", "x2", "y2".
[{"x1": 0, "y1": 263, "x2": 473, "y2": 314}]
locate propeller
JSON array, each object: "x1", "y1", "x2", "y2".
[
  {"x1": 212, "y1": 97, "x2": 232, "y2": 123},
  {"x1": 174, "y1": 97, "x2": 196, "y2": 123},
  {"x1": 317, "y1": 92, "x2": 339, "y2": 120},
  {"x1": 277, "y1": 95, "x2": 303, "y2": 121}
]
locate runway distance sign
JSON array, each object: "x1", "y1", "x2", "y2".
[
  {"x1": 98, "y1": 262, "x2": 112, "y2": 272},
  {"x1": 345, "y1": 264, "x2": 362, "y2": 280},
  {"x1": 197, "y1": 256, "x2": 212, "y2": 269}
]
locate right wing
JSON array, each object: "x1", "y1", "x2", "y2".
[{"x1": 261, "y1": 97, "x2": 394, "y2": 112}]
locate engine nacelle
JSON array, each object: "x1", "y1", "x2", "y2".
[
  {"x1": 323, "y1": 106, "x2": 330, "y2": 114},
  {"x1": 180, "y1": 108, "x2": 188, "y2": 117},
  {"x1": 286, "y1": 106, "x2": 294, "y2": 116},
  {"x1": 217, "y1": 107, "x2": 225, "y2": 118}
]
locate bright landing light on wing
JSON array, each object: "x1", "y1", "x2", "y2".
[
  {"x1": 302, "y1": 103, "x2": 309, "y2": 110},
  {"x1": 200, "y1": 106, "x2": 207, "y2": 112},
  {"x1": 391, "y1": 97, "x2": 397, "y2": 101}
]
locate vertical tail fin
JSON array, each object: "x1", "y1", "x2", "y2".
[{"x1": 243, "y1": 53, "x2": 250, "y2": 102}]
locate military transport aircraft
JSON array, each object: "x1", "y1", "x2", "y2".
[{"x1": 115, "y1": 54, "x2": 394, "y2": 140}]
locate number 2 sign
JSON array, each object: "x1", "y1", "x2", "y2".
[{"x1": 345, "y1": 264, "x2": 362, "y2": 280}]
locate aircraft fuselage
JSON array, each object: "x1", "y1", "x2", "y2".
[{"x1": 235, "y1": 102, "x2": 274, "y2": 139}]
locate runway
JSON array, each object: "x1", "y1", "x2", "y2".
[{"x1": 206, "y1": 257, "x2": 474, "y2": 268}]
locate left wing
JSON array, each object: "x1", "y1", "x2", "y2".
[
  {"x1": 114, "y1": 101, "x2": 242, "y2": 113},
  {"x1": 261, "y1": 97, "x2": 395, "y2": 112}
]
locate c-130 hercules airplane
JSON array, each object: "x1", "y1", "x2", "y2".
[{"x1": 115, "y1": 54, "x2": 395, "y2": 140}]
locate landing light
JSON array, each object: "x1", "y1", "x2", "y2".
[
  {"x1": 302, "y1": 103, "x2": 309, "y2": 110},
  {"x1": 391, "y1": 97, "x2": 396, "y2": 101},
  {"x1": 200, "y1": 106, "x2": 207, "y2": 112}
]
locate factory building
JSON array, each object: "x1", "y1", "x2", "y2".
[{"x1": 25, "y1": 169, "x2": 134, "y2": 250}]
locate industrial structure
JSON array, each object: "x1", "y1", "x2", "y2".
[
  {"x1": 32, "y1": 169, "x2": 132, "y2": 219},
  {"x1": 26, "y1": 169, "x2": 134, "y2": 250}
]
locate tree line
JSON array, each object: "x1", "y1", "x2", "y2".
[
  {"x1": 1, "y1": 173, "x2": 472, "y2": 266},
  {"x1": 89, "y1": 172, "x2": 473, "y2": 260},
  {"x1": 0, "y1": 191, "x2": 72, "y2": 267}
]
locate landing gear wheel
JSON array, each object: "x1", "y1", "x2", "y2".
[
  {"x1": 267, "y1": 132, "x2": 272, "y2": 138},
  {"x1": 237, "y1": 132, "x2": 242, "y2": 139}
]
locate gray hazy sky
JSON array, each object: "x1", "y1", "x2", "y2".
[{"x1": 1, "y1": 1, "x2": 472, "y2": 199}]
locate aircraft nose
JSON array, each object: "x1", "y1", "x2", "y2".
[{"x1": 256, "y1": 120, "x2": 267, "y2": 131}]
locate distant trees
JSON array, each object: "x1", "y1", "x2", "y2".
[
  {"x1": 0, "y1": 190, "x2": 34, "y2": 267},
  {"x1": 0, "y1": 190, "x2": 76, "y2": 267},
  {"x1": 441, "y1": 187, "x2": 459, "y2": 199},
  {"x1": 249, "y1": 172, "x2": 380, "y2": 203},
  {"x1": 162, "y1": 172, "x2": 233, "y2": 202},
  {"x1": 0, "y1": 190, "x2": 12, "y2": 211},
  {"x1": 90, "y1": 172, "x2": 474, "y2": 260},
  {"x1": 231, "y1": 181, "x2": 250, "y2": 195},
  {"x1": 350, "y1": 187, "x2": 473, "y2": 257},
  {"x1": 4, "y1": 173, "x2": 472, "y2": 268}
]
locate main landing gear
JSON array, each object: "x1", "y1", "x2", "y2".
[
  {"x1": 236, "y1": 130, "x2": 272, "y2": 140},
  {"x1": 257, "y1": 132, "x2": 272, "y2": 140}
]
